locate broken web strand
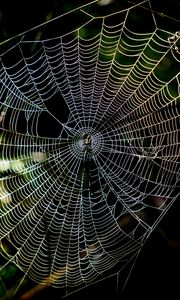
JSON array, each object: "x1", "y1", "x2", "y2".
[{"x1": 0, "y1": 0, "x2": 180, "y2": 299}]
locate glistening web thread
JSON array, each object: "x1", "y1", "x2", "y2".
[{"x1": 0, "y1": 0, "x2": 180, "y2": 298}]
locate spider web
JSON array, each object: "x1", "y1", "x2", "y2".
[{"x1": 0, "y1": 0, "x2": 180, "y2": 298}]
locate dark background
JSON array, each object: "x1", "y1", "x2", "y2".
[
  {"x1": 0, "y1": 0, "x2": 180, "y2": 42},
  {"x1": 0, "y1": 1, "x2": 179, "y2": 299}
]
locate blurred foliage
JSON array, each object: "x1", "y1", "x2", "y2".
[{"x1": 0, "y1": 0, "x2": 179, "y2": 299}]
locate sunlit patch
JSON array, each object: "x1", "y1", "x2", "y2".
[
  {"x1": 0, "y1": 160, "x2": 10, "y2": 172},
  {"x1": 11, "y1": 160, "x2": 25, "y2": 173},
  {"x1": 0, "y1": 111, "x2": 6, "y2": 123},
  {"x1": 32, "y1": 151, "x2": 47, "y2": 162},
  {"x1": 0, "y1": 185, "x2": 12, "y2": 204},
  {"x1": 19, "y1": 264, "x2": 71, "y2": 299},
  {"x1": 97, "y1": 0, "x2": 114, "y2": 6}
]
